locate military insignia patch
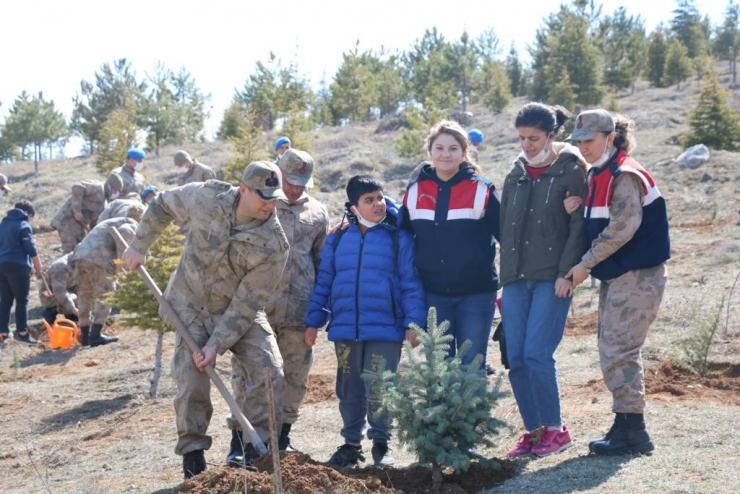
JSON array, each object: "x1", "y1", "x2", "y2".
[{"x1": 266, "y1": 172, "x2": 279, "y2": 187}]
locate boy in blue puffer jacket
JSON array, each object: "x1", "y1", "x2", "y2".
[{"x1": 304, "y1": 175, "x2": 426, "y2": 468}]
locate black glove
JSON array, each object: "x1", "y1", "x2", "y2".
[{"x1": 492, "y1": 321, "x2": 509, "y2": 370}]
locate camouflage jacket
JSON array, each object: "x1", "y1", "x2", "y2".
[
  {"x1": 70, "y1": 217, "x2": 138, "y2": 274},
  {"x1": 110, "y1": 165, "x2": 145, "y2": 197},
  {"x1": 98, "y1": 198, "x2": 144, "y2": 222},
  {"x1": 50, "y1": 181, "x2": 106, "y2": 230},
  {"x1": 39, "y1": 253, "x2": 78, "y2": 311},
  {"x1": 267, "y1": 194, "x2": 329, "y2": 327},
  {"x1": 177, "y1": 160, "x2": 217, "y2": 186},
  {"x1": 129, "y1": 181, "x2": 290, "y2": 354}
]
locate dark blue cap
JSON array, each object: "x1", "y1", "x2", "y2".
[
  {"x1": 127, "y1": 148, "x2": 146, "y2": 160},
  {"x1": 468, "y1": 129, "x2": 484, "y2": 144},
  {"x1": 274, "y1": 136, "x2": 291, "y2": 152}
]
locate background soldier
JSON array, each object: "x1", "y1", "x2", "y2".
[
  {"x1": 122, "y1": 161, "x2": 290, "y2": 479},
  {"x1": 39, "y1": 252, "x2": 79, "y2": 325},
  {"x1": 50, "y1": 174, "x2": 124, "y2": 253},
  {"x1": 98, "y1": 197, "x2": 146, "y2": 223},
  {"x1": 269, "y1": 149, "x2": 329, "y2": 451},
  {"x1": 108, "y1": 148, "x2": 146, "y2": 198},
  {"x1": 0, "y1": 173, "x2": 11, "y2": 195},
  {"x1": 70, "y1": 216, "x2": 138, "y2": 346},
  {"x1": 174, "y1": 150, "x2": 216, "y2": 185}
]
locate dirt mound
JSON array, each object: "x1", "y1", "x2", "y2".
[
  {"x1": 565, "y1": 312, "x2": 598, "y2": 337},
  {"x1": 174, "y1": 452, "x2": 517, "y2": 494},
  {"x1": 645, "y1": 360, "x2": 740, "y2": 405}
]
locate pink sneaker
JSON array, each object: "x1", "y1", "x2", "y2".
[
  {"x1": 506, "y1": 428, "x2": 544, "y2": 458},
  {"x1": 531, "y1": 425, "x2": 573, "y2": 457}
]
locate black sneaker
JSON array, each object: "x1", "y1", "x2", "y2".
[
  {"x1": 326, "y1": 444, "x2": 365, "y2": 468},
  {"x1": 371, "y1": 442, "x2": 395, "y2": 466},
  {"x1": 183, "y1": 449, "x2": 206, "y2": 479},
  {"x1": 14, "y1": 331, "x2": 37, "y2": 345}
]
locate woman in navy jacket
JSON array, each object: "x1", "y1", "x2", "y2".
[
  {"x1": 403, "y1": 120, "x2": 501, "y2": 371},
  {"x1": 0, "y1": 200, "x2": 43, "y2": 343}
]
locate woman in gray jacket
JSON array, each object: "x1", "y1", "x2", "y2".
[{"x1": 499, "y1": 103, "x2": 588, "y2": 458}]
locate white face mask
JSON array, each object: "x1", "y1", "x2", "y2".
[
  {"x1": 177, "y1": 165, "x2": 189, "y2": 174},
  {"x1": 109, "y1": 191, "x2": 120, "y2": 200},
  {"x1": 350, "y1": 205, "x2": 386, "y2": 229},
  {"x1": 518, "y1": 135, "x2": 552, "y2": 166},
  {"x1": 134, "y1": 161, "x2": 144, "y2": 172},
  {"x1": 588, "y1": 140, "x2": 612, "y2": 168}
]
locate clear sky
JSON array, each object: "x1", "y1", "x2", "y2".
[{"x1": 0, "y1": 0, "x2": 727, "y2": 144}]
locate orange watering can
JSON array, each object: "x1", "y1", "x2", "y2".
[{"x1": 42, "y1": 318, "x2": 79, "y2": 349}]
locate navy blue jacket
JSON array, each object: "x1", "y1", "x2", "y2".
[
  {"x1": 304, "y1": 198, "x2": 426, "y2": 342},
  {"x1": 403, "y1": 164, "x2": 501, "y2": 296},
  {"x1": 0, "y1": 209, "x2": 38, "y2": 268}
]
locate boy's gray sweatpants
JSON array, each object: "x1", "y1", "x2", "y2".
[{"x1": 334, "y1": 340, "x2": 402, "y2": 445}]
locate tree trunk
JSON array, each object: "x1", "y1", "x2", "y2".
[
  {"x1": 431, "y1": 462, "x2": 443, "y2": 492},
  {"x1": 149, "y1": 328, "x2": 164, "y2": 399},
  {"x1": 34, "y1": 145, "x2": 39, "y2": 174}
]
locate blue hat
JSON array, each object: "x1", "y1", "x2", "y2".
[
  {"x1": 468, "y1": 129, "x2": 484, "y2": 144},
  {"x1": 140, "y1": 185, "x2": 159, "y2": 202},
  {"x1": 274, "y1": 136, "x2": 291, "y2": 152},
  {"x1": 127, "y1": 148, "x2": 146, "y2": 160}
]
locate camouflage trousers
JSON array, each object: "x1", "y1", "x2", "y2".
[
  {"x1": 75, "y1": 261, "x2": 113, "y2": 328},
  {"x1": 56, "y1": 221, "x2": 87, "y2": 254},
  {"x1": 598, "y1": 263, "x2": 667, "y2": 414},
  {"x1": 275, "y1": 325, "x2": 314, "y2": 424},
  {"x1": 172, "y1": 312, "x2": 284, "y2": 456}
]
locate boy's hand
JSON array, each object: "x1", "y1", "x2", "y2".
[
  {"x1": 405, "y1": 329, "x2": 420, "y2": 348},
  {"x1": 305, "y1": 327, "x2": 318, "y2": 346},
  {"x1": 563, "y1": 191, "x2": 583, "y2": 214}
]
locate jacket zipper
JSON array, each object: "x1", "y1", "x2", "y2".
[
  {"x1": 354, "y1": 234, "x2": 365, "y2": 341},
  {"x1": 545, "y1": 177, "x2": 555, "y2": 204}
]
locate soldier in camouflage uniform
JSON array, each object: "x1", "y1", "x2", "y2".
[
  {"x1": 39, "y1": 252, "x2": 79, "y2": 325},
  {"x1": 174, "y1": 150, "x2": 217, "y2": 186},
  {"x1": 71, "y1": 216, "x2": 138, "y2": 347},
  {"x1": 122, "y1": 161, "x2": 290, "y2": 480},
  {"x1": 98, "y1": 197, "x2": 146, "y2": 223},
  {"x1": 268, "y1": 149, "x2": 329, "y2": 451},
  {"x1": 50, "y1": 174, "x2": 124, "y2": 253},
  {"x1": 108, "y1": 148, "x2": 146, "y2": 199},
  {"x1": 566, "y1": 110, "x2": 669, "y2": 456}
]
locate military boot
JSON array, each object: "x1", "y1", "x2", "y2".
[
  {"x1": 590, "y1": 413, "x2": 654, "y2": 456},
  {"x1": 89, "y1": 323, "x2": 119, "y2": 347},
  {"x1": 78, "y1": 326, "x2": 90, "y2": 346},
  {"x1": 588, "y1": 413, "x2": 625, "y2": 451},
  {"x1": 226, "y1": 429, "x2": 261, "y2": 468},
  {"x1": 183, "y1": 449, "x2": 206, "y2": 479},
  {"x1": 278, "y1": 423, "x2": 295, "y2": 451}
]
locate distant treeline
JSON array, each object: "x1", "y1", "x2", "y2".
[{"x1": 1, "y1": 0, "x2": 738, "y2": 166}]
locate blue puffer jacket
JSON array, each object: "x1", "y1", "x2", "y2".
[
  {"x1": 0, "y1": 208, "x2": 37, "y2": 268},
  {"x1": 304, "y1": 198, "x2": 426, "y2": 342}
]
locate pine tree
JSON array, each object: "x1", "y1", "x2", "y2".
[
  {"x1": 683, "y1": 72, "x2": 740, "y2": 150},
  {"x1": 662, "y1": 39, "x2": 693, "y2": 89},
  {"x1": 646, "y1": 28, "x2": 669, "y2": 88},
  {"x1": 373, "y1": 308, "x2": 506, "y2": 491},
  {"x1": 107, "y1": 224, "x2": 184, "y2": 398},
  {"x1": 222, "y1": 110, "x2": 270, "y2": 185},
  {"x1": 714, "y1": 0, "x2": 740, "y2": 84},
  {"x1": 95, "y1": 103, "x2": 138, "y2": 174},
  {"x1": 480, "y1": 61, "x2": 511, "y2": 115}
]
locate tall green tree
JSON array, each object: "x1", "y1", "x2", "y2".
[
  {"x1": 646, "y1": 28, "x2": 669, "y2": 87},
  {"x1": 329, "y1": 43, "x2": 379, "y2": 123},
  {"x1": 683, "y1": 72, "x2": 740, "y2": 150},
  {"x1": 480, "y1": 61, "x2": 512, "y2": 114},
  {"x1": 598, "y1": 8, "x2": 647, "y2": 93},
  {"x1": 715, "y1": 1, "x2": 740, "y2": 84},
  {"x1": 171, "y1": 66, "x2": 210, "y2": 142},
  {"x1": 403, "y1": 28, "x2": 456, "y2": 110},
  {"x1": 670, "y1": 0, "x2": 709, "y2": 59},
  {"x1": 71, "y1": 58, "x2": 146, "y2": 154},
  {"x1": 3, "y1": 91, "x2": 69, "y2": 171},
  {"x1": 95, "y1": 103, "x2": 138, "y2": 174},
  {"x1": 504, "y1": 44, "x2": 523, "y2": 97},
  {"x1": 444, "y1": 31, "x2": 481, "y2": 112},
  {"x1": 663, "y1": 39, "x2": 693, "y2": 89}
]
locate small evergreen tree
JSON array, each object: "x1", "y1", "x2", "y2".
[
  {"x1": 222, "y1": 110, "x2": 270, "y2": 185},
  {"x1": 662, "y1": 39, "x2": 693, "y2": 89},
  {"x1": 683, "y1": 72, "x2": 740, "y2": 150},
  {"x1": 481, "y1": 61, "x2": 512, "y2": 114},
  {"x1": 646, "y1": 28, "x2": 669, "y2": 88},
  {"x1": 393, "y1": 108, "x2": 434, "y2": 160},
  {"x1": 95, "y1": 103, "x2": 138, "y2": 174},
  {"x1": 107, "y1": 224, "x2": 183, "y2": 398},
  {"x1": 373, "y1": 308, "x2": 506, "y2": 491}
]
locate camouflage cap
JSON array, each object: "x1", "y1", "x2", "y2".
[
  {"x1": 241, "y1": 161, "x2": 287, "y2": 201},
  {"x1": 0, "y1": 173, "x2": 11, "y2": 191},
  {"x1": 105, "y1": 173, "x2": 124, "y2": 192},
  {"x1": 278, "y1": 148, "x2": 315, "y2": 187},
  {"x1": 173, "y1": 150, "x2": 193, "y2": 166},
  {"x1": 570, "y1": 109, "x2": 615, "y2": 141}
]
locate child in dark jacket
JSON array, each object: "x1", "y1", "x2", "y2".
[{"x1": 304, "y1": 175, "x2": 426, "y2": 468}]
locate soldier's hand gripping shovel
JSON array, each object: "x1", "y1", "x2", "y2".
[{"x1": 111, "y1": 228, "x2": 268, "y2": 456}]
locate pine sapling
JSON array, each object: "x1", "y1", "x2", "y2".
[
  {"x1": 370, "y1": 308, "x2": 506, "y2": 492},
  {"x1": 677, "y1": 296, "x2": 724, "y2": 377}
]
